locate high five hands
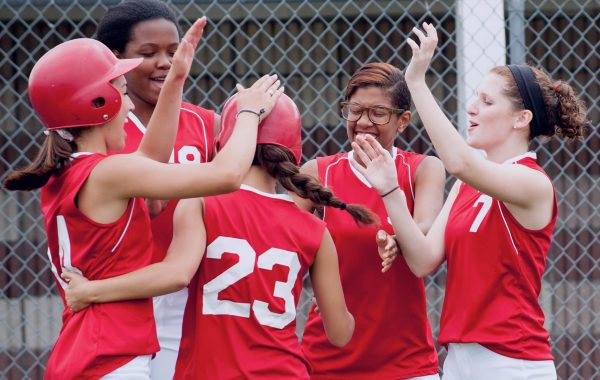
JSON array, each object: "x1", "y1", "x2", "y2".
[
  {"x1": 169, "y1": 17, "x2": 207, "y2": 81},
  {"x1": 405, "y1": 22, "x2": 438, "y2": 85}
]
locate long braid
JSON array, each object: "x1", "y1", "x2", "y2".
[{"x1": 255, "y1": 145, "x2": 379, "y2": 226}]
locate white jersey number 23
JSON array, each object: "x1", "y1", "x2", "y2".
[{"x1": 202, "y1": 236, "x2": 301, "y2": 329}]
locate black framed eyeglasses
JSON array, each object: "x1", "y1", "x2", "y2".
[{"x1": 340, "y1": 102, "x2": 405, "y2": 125}]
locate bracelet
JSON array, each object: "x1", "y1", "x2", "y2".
[
  {"x1": 236, "y1": 108, "x2": 266, "y2": 123},
  {"x1": 380, "y1": 185, "x2": 400, "y2": 198}
]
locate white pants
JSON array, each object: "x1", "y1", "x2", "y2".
[
  {"x1": 442, "y1": 343, "x2": 557, "y2": 380},
  {"x1": 100, "y1": 355, "x2": 152, "y2": 379},
  {"x1": 150, "y1": 288, "x2": 188, "y2": 380}
]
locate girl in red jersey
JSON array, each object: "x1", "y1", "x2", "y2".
[
  {"x1": 3, "y1": 18, "x2": 284, "y2": 379},
  {"x1": 351, "y1": 23, "x2": 589, "y2": 380},
  {"x1": 61, "y1": 93, "x2": 376, "y2": 379},
  {"x1": 96, "y1": 1, "x2": 219, "y2": 377},
  {"x1": 298, "y1": 62, "x2": 445, "y2": 380}
]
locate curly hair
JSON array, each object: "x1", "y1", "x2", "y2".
[
  {"x1": 491, "y1": 65, "x2": 588, "y2": 141},
  {"x1": 96, "y1": 0, "x2": 180, "y2": 53}
]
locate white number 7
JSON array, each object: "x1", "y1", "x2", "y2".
[{"x1": 469, "y1": 194, "x2": 492, "y2": 233}]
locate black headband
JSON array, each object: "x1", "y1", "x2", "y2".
[{"x1": 507, "y1": 64, "x2": 549, "y2": 138}]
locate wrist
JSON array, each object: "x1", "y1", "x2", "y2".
[
  {"x1": 379, "y1": 185, "x2": 400, "y2": 198},
  {"x1": 236, "y1": 108, "x2": 266, "y2": 123}
]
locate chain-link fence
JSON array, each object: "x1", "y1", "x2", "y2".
[{"x1": 1, "y1": 0, "x2": 598, "y2": 379}]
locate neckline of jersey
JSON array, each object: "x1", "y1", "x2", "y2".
[{"x1": 240, "y1": 184, "x2": 294, "y2": 202}]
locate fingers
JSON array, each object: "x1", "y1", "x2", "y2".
[
  {"x1": 376, "y1": 230, "x2": 387, "y2": 247},
  {"x1": 350, "y1": 141, "x2": 371, "y2": 166},
  {"x1": 182, "y1": 17, "x2": 207, "y2": 48},
  {"x1": 422, "y1": 22, "x2": 438, "y2": 41},
  {"x1": 406, "y1": 37, "x2": 419, "y2": 52},
  {"x1": 409, "y1": 22, "x2": 438, "y2": 52},
  {"x1": 411, "y1": 26, "x2": 427, "y2": 44},
  {"x1": 348, "y1": 152, "x2": 368, "y2": 177}
]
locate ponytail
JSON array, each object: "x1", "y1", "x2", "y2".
[
  {"x1": 254, "y1": 145, "x2": 379, "y2": 226},
  {"x1": 491, "y1": 65, "x2": 589, "y2": 141},
  {"x1": 3, "y1": 129, "x2": 81, "y2": 191}
]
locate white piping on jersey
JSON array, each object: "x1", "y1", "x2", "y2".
[
  {"x1": 181, "y1": 106, "x2": 210, "y2": 160},
  {"x1": 128, "y1": 107, "x2": 210, "y2": 162},
  {"x1": 47, "y1": 248, "x2": 69, "y2": 289},
  {"x1": 323, "y1": 147, "x2": 405, "y2": 221},
  {"x1": 502, "y1": 151, "x2": 537, "y2": 164},
  {"x1": 128, "y1": 111, "x2": 146, "y2": 134},
  {"x1": 496, "y1": 200, "x2": 520, "y2": 256},
  {"x1": 491, "y1": 151, "x2": 536, "y2": 256},
  {"x1": 111, "y1": 200, "x2": 136, "y2": 253},
  {"x1": 240, "y1": 184, "x2": 294, "y2": 202}
]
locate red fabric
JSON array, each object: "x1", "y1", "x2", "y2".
[
  {"x1": 42, "y1": 153, "x2": 158, "y2": 380},
  {"x1": 119, "y1": 102, "x2": 214, "y2": 263},
  {"x1": 439, "y1": 153, "x2": 556, "y2": 360},
  {"x1": 302, "y1": 149, "x2": 439, "y2": 379},
  {"x1": 174, "y1": 186, "x2": 325, "y2": 379}
]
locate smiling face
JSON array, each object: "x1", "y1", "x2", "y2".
[
  {"x1": 346, "y1": 86, "x2": 408, "y2": 153},
  {"x1": 466, "y1": 73, "x2": 520, "y2": 151},
  {"x1": 119, "y1": 18, "x2": 179, "y2": 109},
  {"x1": 103, "y1": 76, "x2": 134, "y2": 152}
]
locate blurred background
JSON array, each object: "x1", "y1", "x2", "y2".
[{"x1": 1, "y1": 0, "x2": 598, "y2": 378}]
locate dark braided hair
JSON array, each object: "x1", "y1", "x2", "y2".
[{"x1": 254, "y1": 144, "x2": 379, "y2": 226}]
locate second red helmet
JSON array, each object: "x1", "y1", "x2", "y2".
[{"x1": 216, "y1": 93, "x2": 303, "y2": 164}]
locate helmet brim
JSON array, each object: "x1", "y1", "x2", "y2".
[{"x1": 106, "y1": 57, "x2": 143, "y2": 82}]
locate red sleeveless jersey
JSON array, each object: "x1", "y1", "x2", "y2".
[
  {"x1": 439, "y1": 153, "x2": 556, "y2": 360},
  {"x1": 120, "y1": 102, "x2": 214, "y2": 262},
  {"x1": 302, "y1": 148, "x2": 439, "y2": 379},
  {"x1": 174, "y1": 185, "x2": 326, "y2": 379},
  {"x1": 41, "y1": 153, "x2": 158, "y2": 380}
]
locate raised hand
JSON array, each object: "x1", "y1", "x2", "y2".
[
  {"x1": 236, "y1": 74, "x2": 284, "y2": 121},
  {"x1": 349, "y1": 134, "x2": 399, "y2": 196},
  {"x1": 376, "y1": 230, "x2": 399, "y2": 273},
  {"x1": 169, "y1": 17, "x2": 208, "y2": 81},
  {"x1": 405, "y1": 22, "x2": 438, "y2": 85},
  {"x1": 61, "y1": 271, "x2": 91, "y2": 312}
]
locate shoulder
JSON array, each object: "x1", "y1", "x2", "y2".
[
  {"x1": 300, "y1": 159, "x2": 319, "y2": 178},
  {"x1": 414, "y1": 155, "x2": 445, "y2": 178}
]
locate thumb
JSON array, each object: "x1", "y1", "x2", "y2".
[
  {"x1": 61, "y1": 271, "x2": 73, "y2": 282},
  {"x1": 236, "y1": 83, "x2": 245, "y2": 92},
  {"x1": 376, "y1": 230, "x2": 387, "y2": 245}
]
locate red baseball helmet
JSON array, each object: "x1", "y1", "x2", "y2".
[
  {"x1": 216, "y1": 93, "x2": 302, "y2": 164},
  {"x1": 28, "y1": 38, "x2": 142, "y2": 130}
]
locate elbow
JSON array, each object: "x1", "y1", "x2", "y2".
[
  {"x1": 443, "y1": 153, "x2": 474, "y2": 178},
  {"x1": 444, "y1": 159, "x2": 467, "y2": 177},
  {"x1": 219, "y1": 164, "x2": 246, "y2": 193},
  {"x1": 411, "y1": 267, "x2": 430, "y2": 279},
  {"x1": 327, "y1": 312, "x2": 355, "y2": 348},
  {"x1": 407, "y1": 259, "x2": 438, "y2": 278},
  {"x1": 168, "y1": 271, "x2": 193, "y2": 292}
]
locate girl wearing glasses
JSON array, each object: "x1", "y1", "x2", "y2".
[
  {"x1": 351, "y1": 24, "x2": 588, "y2": 379},
  {"x1": 298, "y1": 62, "x2": 445, "y2": 380}
]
